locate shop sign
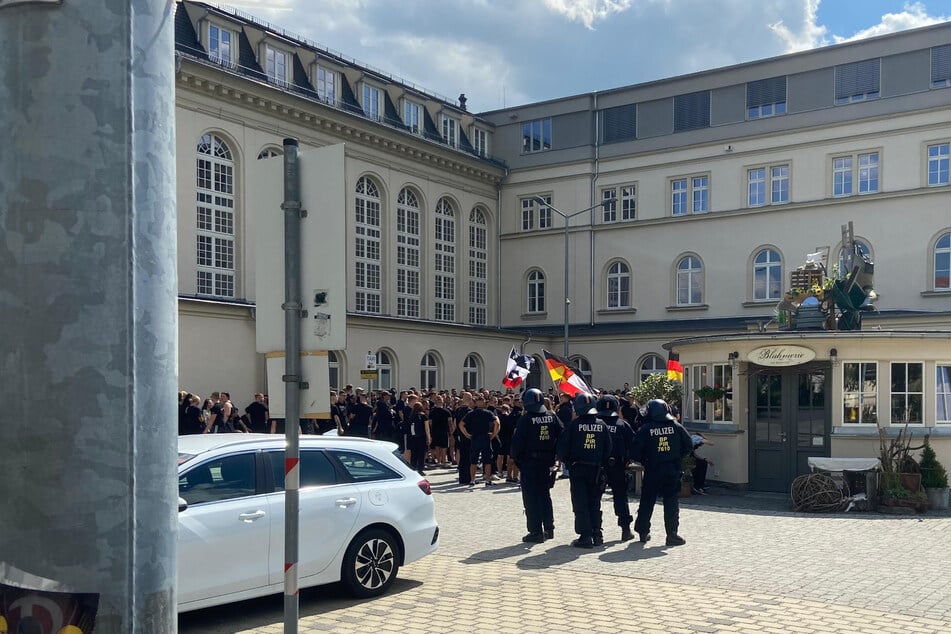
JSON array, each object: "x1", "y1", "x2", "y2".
[{"x1": 748, "y1": 345, "x2": 816, "y2": 367}]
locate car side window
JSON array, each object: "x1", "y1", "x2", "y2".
[
  {"x1": 330, "y1": 450, "x2": 400, "y2": 482},
  {"x1": 179, "y1": 453, "x2": 256, "y2": 505},
  {"x1": 270, "y1": 450, "x2": 337, "y2": 491}
]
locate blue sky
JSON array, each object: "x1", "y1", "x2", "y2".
[{"x1": 219, "y1": 1, "x2": 951, "y2": 112}]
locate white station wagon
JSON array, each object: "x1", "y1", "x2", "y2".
[{"x1": 176, "y1": 434, "x2": 439, "y2": 612}]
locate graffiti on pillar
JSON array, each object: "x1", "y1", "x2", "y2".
[{"x1": 1, "y1": 583, "x2": 99, "y2": 634}]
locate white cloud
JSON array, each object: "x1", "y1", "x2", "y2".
[
  {"x1": 769, "y1": 0, "x2": 829, "y2": 52},
  {"x1": 543, "y1": 0, "x2": 634, "y2": 29},
  {"x1": 832, "y1": 2, "x2": 949, "y2": 43}
]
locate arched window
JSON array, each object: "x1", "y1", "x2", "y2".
[
  {"x1": 837, "y1": 239, "x2": 871, "y2": 276},
  {"x1": 396, "y1": 188, "x2": 421, "y2": 318},
  {"x1": 571, "y1": 356, "x2": 593, "y2": 387},
  {"x1": 355, "y1": 177, "x2": 382, "y2": 314},
  {"x1": 676, "y1": 255, "x2": 703, "y2": 305},
  {"x1": 753, "y1": 249, "x2": 782, "y2": 300},
  {"x1": 606, "y1": 261, "x2": 631, "y2": 308},
  {"x1": 328, "y1": 351, "x2": 340, "y2": 390},
  {"x1": 463, "y1": 354, "x2": 481, "y2": 390},
  {"x1": 527, "y1": 270, "x2": 546, "y2": 313},
  {"x1": 435, "y1": 197, "x2": 456, "y2": 321},
  {"x1": 639, "y1": 354, "x2": 665, "y2": 384},
  {"x1": 469, "y1": 208, "x2": 488, "y2": 325},
  {"x1": 196, "y1": 133, "x2": 236, "y2": 298},
  {"x1": 420, "y1": 352, "x2": 439, "y2": 390},
  {"x1": 935, "y1": 232, "x2": 950, "y2": 290},
  {"x1": 257, "y1": 147, "x2": 282, "y2": 160},
  {"x1": 371, "y1": 350, "x2": 392, "y2": 391}
]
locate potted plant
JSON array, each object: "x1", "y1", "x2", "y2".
[
  {"x1": 919, "y1": 438, "x2": 949, "y2": 510},
  {"x1": 628, "y1": 372, "x2": 682, "y2": 409},
  {"x1": 694, "y1": 385, "x2": 726, "y2": 403},
  {"x1": 877, "y1": 424, "x2": 928, "y2": 512}
]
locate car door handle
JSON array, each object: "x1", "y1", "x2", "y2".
[
  {"x1": 238, "y1": 510, "x2": 266, "y2": 523},
  {"x1": 335, "y1": 498, "x2": 357, "y2": 508}
]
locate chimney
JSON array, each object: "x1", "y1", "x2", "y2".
[{"x1": 458, "y1": 93, "x2": 467, "y2": 111}]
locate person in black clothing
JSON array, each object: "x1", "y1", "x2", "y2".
[
  {"x1": 180, "y1": 394, "x2": 206, "y2": 435},
  {"x1": 596, "y1": 394, "x2": 636, "y2": 541},
  {"x1": 405, "y1": 401, "x2": 431, "y2": 474},
  {"x1": 428, "y1": 395, "x2": 452, "y2": 467},
  {"x1": 453, "y1": 393, "x2": 474, "y2": 484},
  {"x1": 459, "y1": 394, "x2": 500, "y2": 487},
  {"x1": 347, "y1": 392, "x2": 374, "y2": 437},
  {"x1": 632, "y1": 398, "x2": 693, "y2": 547},
  {"x1": 556, "y1": 392, "x2": 612, "y2": 548},
  {"x1": 245, "y1": 392, "x2": 269, "y2": 433},
  {"x1": 555, "y1": 392, "x2": 574, "y2": 479},
  {"x1": 372, "y1": 393, "x2": 398, "y2": 443},
  {"x1": 496, "y1": 402, "x2": 519, "y2": 482},
  {"x1": 331, "y1": 392, "x2": 348, "y2": 434},
  {"x1": 510, "y1": 388, "x2": 563, "y2": 543}
]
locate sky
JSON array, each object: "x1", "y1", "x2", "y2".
[{"x1": 216, "y1": 1, "x2": 951, "y2": 113}]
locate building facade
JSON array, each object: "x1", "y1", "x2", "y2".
[{"x1": 174, "y1": 1, "x2": 951, "y2": 488}]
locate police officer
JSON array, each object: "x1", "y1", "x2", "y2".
[
  {"x1": 632, "y1": 398, "x2": 693, "y2": 546},
  {"x1": 556, "y1": 392, "x2": 612, "y2": 548},
  {"x1": 510, "y1": 388, "x2": 564, "y2": 543},
  {"x1": 596, "y1": 394, "x2": 636, "y2": 541}
]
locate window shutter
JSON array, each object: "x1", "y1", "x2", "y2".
[
  {"x1": 747, "y1": 76, "x2": 787, "y2": 107},
  {"x1": 932, "y1": 44, "x2": 951, "y2": 84},
  {"x1": 602, "y1": 104, "x2": 637, "y2": 143},
  {"x1": 835, "y1": 59, "x2": 880, "y2": 99},
  {"x1": 673, "y1": 91, "x2": 710, "y2": 131}
]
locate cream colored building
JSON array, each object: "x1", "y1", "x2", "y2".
[{"x1": 174, "y1": 2, "x2": 951, "y2": 490}]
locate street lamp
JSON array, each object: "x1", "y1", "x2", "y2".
[{"x1": 534, "y1": 196, "x2": 607, "y2": 358}]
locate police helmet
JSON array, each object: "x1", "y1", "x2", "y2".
[
  {"x1": 646, "y1": 398, "x2": 676, "y2": 422},
  {"x1": 572, "y1": 392, "x2": 598, "y2": 416},
  {"x1": 596, "y1": 394, "x2": 619, "y2": 418},
  {"x1": 522, "y1": 388, "x2": 546, "y2": 414}
]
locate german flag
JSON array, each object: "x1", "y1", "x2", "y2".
[
  {"x1": 543, "y1": 350, "x2": 594, "y2": 396},
  {"x1": 667, "y1": 351, "x2": 684, "y2": 382}
]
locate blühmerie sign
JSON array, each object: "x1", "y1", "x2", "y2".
[{"x1": 748, "y1": 345, "x2": 816, "y2": 367}]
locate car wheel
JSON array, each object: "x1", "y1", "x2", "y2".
[{"x1": 341, "y1": 528, "x2": 400, "y2": 598}]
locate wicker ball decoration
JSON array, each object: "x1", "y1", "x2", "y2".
[{"x1": 790, "y1": 473, "x2": 846, "y2": 512}]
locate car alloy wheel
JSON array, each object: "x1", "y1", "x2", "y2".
[{"x1": 341, "y1": 528, "x2": 400, "y2": 598}]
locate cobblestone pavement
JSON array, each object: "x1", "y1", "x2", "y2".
[{"x1": 180, "y1": 467, "x2": 951, "y2": 633}]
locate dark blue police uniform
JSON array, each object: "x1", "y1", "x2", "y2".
[
  {"x1": 596, "y1": 395, "x2": 636, "y2": 541},
  {"x1": 511, "y1": 389, "x2": 563, "y2": 543}
]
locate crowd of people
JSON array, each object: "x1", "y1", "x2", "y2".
[{"x1": 177, "y1": 383, "x2": 713, "y2": 549}]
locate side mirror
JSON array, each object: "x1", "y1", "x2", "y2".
[{"x1": 178, "y1": 497, "x2": 188, "y2": 513}]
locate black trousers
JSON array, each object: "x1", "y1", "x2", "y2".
[
  {"x1": 604, "y1": 463, "x2": 633, "y2": 528},
  {"x1": 456, "y1": 434, "x2": 471, "y2": 483},
  {"x1": 519, "y1": 460, "x2": 554, "y2": 534},
  {"x1": 692, "y1": 456, "x2": 709, "y2": 489},
  {"x1": 568, "y1": 463, "x2": 603, "y2": 540},
  {"x1": 634, "y1": 462, "x2": 681, "y2": 538},
  {"x1": 409, "y1": 437, "x2": 427, "y2": 472}
]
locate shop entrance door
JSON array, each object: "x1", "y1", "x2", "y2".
[{"x1": 748, "y1": 367, "x2": 831, "y2": 492}]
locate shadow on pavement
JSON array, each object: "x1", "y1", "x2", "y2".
[{"x1": 460, "y1": 542, "x2": 535, "y2": 564}]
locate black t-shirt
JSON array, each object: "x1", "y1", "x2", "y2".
[
  {"x1": 181, "y1": 405, "x2": 205, "y2": 435},
  {"x1": 348, "y1": 402, "x2": 373, "y2": 437},
  {"x1": 245, "y1": 401, "x2": 269, "y2": 431},
  {"x1": 429, "y1": 406, "x2": 451, "y2": 433},
  {"x1": 209, "y1": 403, "x2": 223, "y2": 429},
  {"x1": 461, "y1": 407, "x2": 495, "y2": 438}
]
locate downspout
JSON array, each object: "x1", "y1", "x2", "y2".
[
  {"x1": 589, "y1": 92, "x2": 601, "y2": 327},
  {"x1": 495, "y1": 167, "x2": 508, "y2": 329}
]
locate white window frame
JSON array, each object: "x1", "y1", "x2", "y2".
[
  {"x1": 362, "y1": 83, "x2": 382, "y2": 120},
  {"x1": 671, "y1": 174, "x2": 709, "y2": 216},
  {"x1": 403, "y1": 100, "x2": 422, "y2": 135},
  {"x1": 196, "y1": 133, "x2": 236, "y2": 299},
  {"x1": 571, "y1": 356, "x2": 593, "y2": 387},
  {"x1": 842, "y1": 362, "x2": 877, "y2": 425},
  {"x1": 441, "y1": 115, "x2": 458, "y2": 147},
  {"x1": 606, "y1": 260, "x2": 630, "y2": 309},
  {"x1": 396, "y1": 188, "x2": 421, "y2": 318},
  {"x1": 890, "y1": 362, "x2": 924, "y2": 426},
  {"x1": 527, "y1": 270, "x2": 546, "y2": 314},
  {"x1": 468, "y1": 208, "x2": 488, "y2": 325},
  {"x1": 315, "y1": 64, "x2": 338, "y2": 105},
  {"x1": 711, "y1": 363, "x2": 733, "y2": 423},
  {"x1": 937, "y1": 363, "x2": 951, "y2": 424},
  {"x1": 370, "y1": 350, "x2": 392, "y2": 391},
  {"x1": 264, "y1": 44, "x2": 290, "y2": 88},
  {"x1": 752, "y1": 248, "x2": 782, "y2": 301},
  {"x1": 354, "y1": 176, "x2": 382, "y2": 314},
  {"x1": 471, "y1": 126, "x2": 488, "y2": 157},
  {"x1": 521, "y1": 117, "x2": 552, "y2": 153},
  {"x1": 207, "y1": 23, "x2": 236, "y2": 69},
  {"x1": 685, "y1": 364, "x2": 708, "y2": 422},
  {"x1": 935, "y1": 232, "x2": 951, "y2": 291},
  {"x1": 748, "y1": 164, "x2": 790, "y2": 207},
  {"x1": 434, "y1": 198, "x2": 456, "y2": 322},
  {"x1": 328, "y1": 351, "x2": 340, "y2": 390},
  {"x1": 463, "y1": 354, "x2": 481, "y2": 390},
  {"x1": 420, "y1": 352, "x2": 439, "y2": 390},
  {"x1": 832, "y1": 151, "x2": 879, "y2": 197},
  {"x1": 521, "y1": 195, "x2": 551, "y2": 231},
  {"x1": 928, "y1": 142, "x2": 950, "y2": 186},
  {"x1": 676, "y1": 255, "x2": 703, "y2": 306}
]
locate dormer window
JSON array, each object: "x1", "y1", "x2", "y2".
[
  {"x1": 403, "y1": 100, "x2": 422, "y2": 134},
  {"x1": 265, "y1": 44, "x2": 289, "y2": 88},
  {"x1": 315, "y1": 65, "x2": 338, "y2": 105},
  {"x1": 441, "y1": 115, "x2": 458, "y2": 147},
  {"x1": 471, "y1": 127, "x2": 488, "y2": 157},
  {"x1": 208, "y1": 24, "x2": 236, "y2": 69},
  {"x1": 362, "y1": 84, "x2": 382, "y2": 120}
]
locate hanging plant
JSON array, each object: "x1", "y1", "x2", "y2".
[{"x1": 694, "y1": 385, "x2": 726, "y2": 402}]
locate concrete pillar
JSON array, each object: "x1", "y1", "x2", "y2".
[{"x1": 0, "y1": 1, "x2": 177, "y2": 631}]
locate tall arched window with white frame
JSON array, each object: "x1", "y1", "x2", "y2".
[
  {"x1": 463, "y1": 354, "x2": 481, "y2": 390},
  {"x1": 396, "y1": 188, "x2": 421, "y2": 318},
  {"x1": 606, "y1": 261, "x2": 631, "y2": 308},
  {"x1": 676, "y1": 255, "x2": 703, "y2": 305},
  {"x1": 196, "y1": 133, "x2": 235, "y2": 298},
  {"x1": 469, "y1": 208, "x2": 488, "y2": 325},
  {"x1": 328, "y1": 351, "x2": 340, "y2": 389},
  {"x1": 434, "y1": 198, "x2": 456, "y2": 321},
  {"x1": 370, "y1": 350, "x2": 392, "y2": 391},
  {"x1": 420, "y1": 352, "x2": 439, "y2": 390},
  {"x1": 527, "y1": 270, "x2": 546, "y2": 313},
  {"x1": 355, "y1": 177, "x2": 382, "y2": 314},
  {"x1": 935, "y1": 232, "x2": 950, "y2": 290},
  {"x1": 753, "y1": 249, "x2": 782, "y2": 300}
]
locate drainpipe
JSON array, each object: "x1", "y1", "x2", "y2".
[
  {"x1": 495, "y1": 168, "x2": 508, "y2": 329},
  {"x1": 589, "y1": 92, "x2": 601, "y2": 327}
]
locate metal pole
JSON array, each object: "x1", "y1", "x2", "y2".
[
  {"x1": 564, "y1": 218, "x2": 570, "y2": 357},
  {"x1": 0, "y1": 1, "x2": 177, "y2": 630},
  {"x1": 282, "y1": 137, "x2": 302, "y2": 633}
]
